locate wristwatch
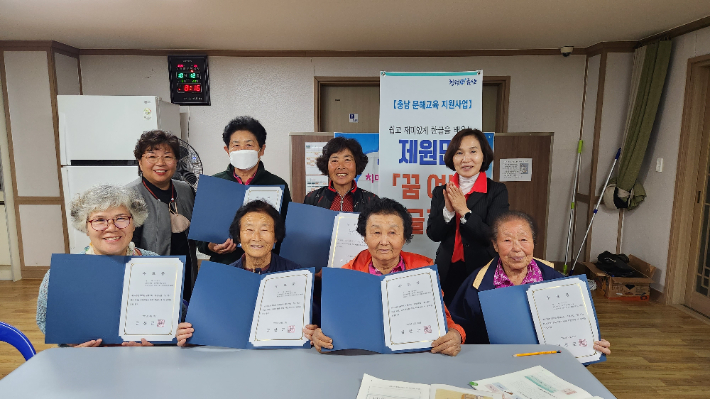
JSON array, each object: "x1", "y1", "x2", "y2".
[{"x1": 460, "y1": 211, "x2": 471, "y2": 225}]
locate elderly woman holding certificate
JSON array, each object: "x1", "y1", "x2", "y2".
[
  {"x1": 448, "y1": 210, "x2": 611, "y2": 354},
  {"x1": 36, "y1": 185, "x2": 158, "y2": 347},
  {"x1": 303, "y1": 198, "x2": 466, "y2": 356},
  {"x1": 175, "y1": 200, "x2": 304, "y2": 346}
]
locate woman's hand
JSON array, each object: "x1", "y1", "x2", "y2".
[
  {"x1": 208, "y1": 238, "x2": 237, "y2": 254},
  {"x1": 121, "y1": 338, "x2": 154, "y2": 347},
  {"x1": 594, "y1": 339, "x2": 611, "y2": 355},
  {"x1": 303, "y1": 324, "x2": 318, "y2": 341},
  {"x1": 176, "y1": 322, "x2": 194, "y2": 347},
  {"x1": 445, "y1": 182, "x2": 470, "y2": 217},
  {"x1": 431, "y1": 330, "x2": 462, "y2": 357},
  {"x1": 310, "y1": 327, "x2": 333, "y2": 353},
  {"x1": 70, "y1": 338, "x2": 102, "y2": 347},
  {"x1": 442, "y1": 187, "x2": 454, "y2": 213}
]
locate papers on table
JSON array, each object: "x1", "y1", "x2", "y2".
[
  {"x1": 471, "y1": 366, "x2": 602, "y2": 399},
  {"x1": 527, "y1": 278, "x2": 601, "y2": 363},
  {"x1": 118, "y1": 257, "x2": 183, "y2": 342},
  {"x1": 479, "y1": 276, "x2": 605, "y2": 365},
  {"x1": 356, "y1": 374, "x2": 500, "y2": 399},
  {"x1": 320, "y1": 266, "x2": 446, "y2": 354},
  {"x1": 381, "y1": 268, "x2": 446, "y2": 351},
  {"x1": 188, "y1": 174, "x2": 285, "y2": 243},
  {"x1": 328, "y1": 213, "x2": 368, "y2": 268},
  {"x1": 248, "y1": 269, "x2": 313, "y2": 347},
  {"x1": 186, "y1": 261, "x2": 314, "y2": 349},
  {"x1": 45, "y1": 254, "x2": 185, "y2": 345}
]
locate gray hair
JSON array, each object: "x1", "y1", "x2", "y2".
[
  {"x1": 70, "y1": 185, "x2": 149, "y2": 233},
  {"x1": 490, "y1": 210, "x2": 538, "y2": 244}
]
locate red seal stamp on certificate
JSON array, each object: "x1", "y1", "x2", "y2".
[
  {"x1": 288, "y1": 325, "x2": 295, "y2": 333},
  {"x1": 578, "y1": 338, "x2": 587, "y2": 347},
  {"x1": 424, "y1": 325, "x2": 432, "y2": 334},
  {"x1": 157, "y1": 319, "x2": 165, "y2": 328}
]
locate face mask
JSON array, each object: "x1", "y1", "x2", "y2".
[{"x1": 230, "y1": 150, "x2": 259, "y2": 170}]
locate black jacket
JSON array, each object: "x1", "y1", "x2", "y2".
[
  {"x1": 426, "y1": 178, "x2": 509, "y2": 283},
  {"x1": 303, "y1": 185, "x2": 378, "y2": 212},
  {"x1": 196, "y1": 162, "x2": 292, "y2": 265}
]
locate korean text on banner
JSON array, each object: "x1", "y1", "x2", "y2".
[{"x1": 379, "y1": 71, "x2": 483, "y2": 258}]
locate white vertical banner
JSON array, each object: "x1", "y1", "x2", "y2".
[{"x1": 379, "y1": 71, "x2": 483, "y2": 259}]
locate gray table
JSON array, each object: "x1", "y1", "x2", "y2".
[{"x1": 0, "y1": 345, "x2": 615, "y2": 398}]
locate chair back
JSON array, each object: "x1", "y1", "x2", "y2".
[{"x1": 0, "y1": 321, "x2": 36, "y2": 361}]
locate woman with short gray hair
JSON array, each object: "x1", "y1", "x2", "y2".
[{"x1": 36, "y1": 184, "x2": 158, "y2": 347}]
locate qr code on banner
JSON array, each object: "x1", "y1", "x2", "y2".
[
  {"x1": 157, "y1": 319, "x2": 165, "y2": 328},
  {"x1": 424, "y1": 326, "x2": 432, "y2": 334}
]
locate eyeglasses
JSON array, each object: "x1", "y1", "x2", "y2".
[
  {"x1": 87, "y1": 216, "x2": 133, "y2": 231},
  {"x1": 142, "y1": 154, "x2": 176, "y2": 165}
]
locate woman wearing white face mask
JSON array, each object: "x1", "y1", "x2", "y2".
[{"x1": 196, "y1": 116, "x2": 292, "y2": 265}]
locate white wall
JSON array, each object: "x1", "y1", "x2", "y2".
[
  {"x1": 80, "y1": 54, "x2": 587, "y2": 261},
  {"x1": 622, "y1": 26, "x2": 710, "y2": 291}
]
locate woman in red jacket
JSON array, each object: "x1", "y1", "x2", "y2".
[{"x1": 303, "y1": 198, "x2": 465, "y2": 356}]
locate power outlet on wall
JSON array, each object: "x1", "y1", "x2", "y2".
[{"x1": 656, "y1": 158, "x2": 663, "y2": 172}]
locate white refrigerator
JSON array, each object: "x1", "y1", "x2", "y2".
[{"x1": 57, "y1": 95, "x2": 181, "y2": 254}]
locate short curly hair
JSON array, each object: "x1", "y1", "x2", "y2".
[
  {"x1": 356, "y1": 198, "x2": 414, "y2": 244},
  {"x1": 443, "y1": 128, "x2": 494, "y2": 172},
  {"x1": 222, "y1": 116, "x2": 267, "y2": 148},
  {"x1": 229, "y1": 200, "x2": 286, "y2": 244},
  {"x1": 70, "y1": 185, "x2": 148, "y2": 233},
  {"x1": 315, "y1": 137, "x2": 369, "y2": 176}
]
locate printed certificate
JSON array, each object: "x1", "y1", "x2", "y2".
[
  {"x1": 381, "y1": 268, "x2": 446, "y2": 351},
  {"x1": 244, "y1": 186, "x2": 283, "y2": 213},
  {"x1": 527, "y1": 277, "x2": 601, "y2": 363},
  {"x1": 328, "y1": 213, "x2": 368, "y2": 268},
  {"x1": 118, "y1": 257, "x2": 184, "y2": 342},
  {"x1": 248, "y1": 269, "x2": 313, "y2": 347}
]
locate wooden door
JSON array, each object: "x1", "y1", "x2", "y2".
[
  {"x1": 321, "y1": 86, "x2": 379, "y2": 133},
  {"x1": 685, "y1": 84, "x2": 710, "y2": 317},
  {"x1": 492, "y1": 133, "x2": 553, "y2": 259}
]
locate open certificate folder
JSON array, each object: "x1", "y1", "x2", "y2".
[
  {"x1": 527, "y1": 278, "x2": 600, "y2": 363},
  {"x1": 45, "y1": 254, "x2": 185, "y2": 345},
  {"x1": 479, "y1": 276, "x2": 605, "y2": 365},
  {"x1": 188, "y1": 174, "x2": 284, "y2": 243},
  {"x1": 186, "y1": 261, "x2": 314, "y2": 349},
  {"x1": 328, "y1": 213, "x2": 368, "y2": 268},
  {"x1": 321, "y1": 266, "x2": 446, "y2": 353}
]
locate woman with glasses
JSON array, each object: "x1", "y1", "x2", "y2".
[
  {"x1": 127, "y1": 130, "x2": 198, "y2": 302},
  {"x1": 36, "y1": 185, "x2": 158, "y2": 346}
]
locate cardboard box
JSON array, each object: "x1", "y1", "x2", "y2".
[{"x1": 583, "y1": 255, "x2": 657, "y2": 301}]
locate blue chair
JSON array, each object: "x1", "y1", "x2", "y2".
[{"x1": 0, "y1": 321, "x2": 36, "y2": 361}]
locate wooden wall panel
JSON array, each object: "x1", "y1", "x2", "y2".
[{"x1": 492, "y1": 133, "x2": 553, "y2": 259}]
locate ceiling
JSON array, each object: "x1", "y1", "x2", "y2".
[{"x1": 1, "y1": 0, "x2": 709, "y2": 51}]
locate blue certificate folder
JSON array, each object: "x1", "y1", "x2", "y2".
[
  {"x1": 185, "y1": 261, "x2": 315, "y2": 349},
  {"x1": 479, "y1": 276, "x2": 606, "y2": 365},
  {"x1": 320, "y1": 266, "x2": 446, "y2": 354},
  {"x1": 44, "y1": 254, "x2": 185, "y2": 345},
  {"x1": 188, "y1": 174, "x2": 285, "y2": 243},
  {"x1": 279, "y1": 203, "x2": 341, "y2": 272}
]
